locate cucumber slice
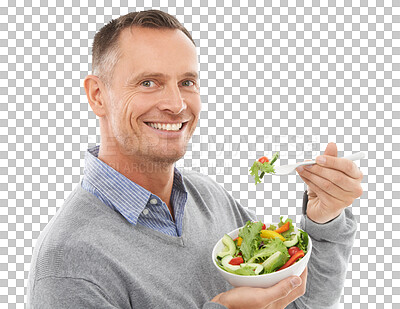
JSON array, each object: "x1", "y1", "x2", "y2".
[
  {"x1": 270, "y1": 152, "x2": 279, "y2": 165},
  {"x1": 283, "y1": 231, "x2": 300, "y2": 247},
  {"x1": 241, "y1": 263, "x2": 263, "y2": 275},
  {"x1": 217, "y1": 234, "x2": 236, "y2": 258},
  {"x1": 221, "y1": 255, "x2": 240, "y2": 271},
  {"x1": 261, "y1": 251, "x2": 288, "y2": 273}
]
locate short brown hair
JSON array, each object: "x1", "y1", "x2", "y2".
[{"x1": 91, "y1": 10, "x2": 195, "y2": 86}]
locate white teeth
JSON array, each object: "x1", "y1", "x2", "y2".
[{"x1": 148, "y1": 122, "x2": 183, "y2": 131}]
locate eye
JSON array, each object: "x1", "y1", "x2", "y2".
[
  {"x1": 141, "y1": 80, "x2": 156, "y2": 87},
  {"x1": 181, "y1": 80, "x2": 195, "y2": 87}
]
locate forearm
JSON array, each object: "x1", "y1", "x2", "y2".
[{"x1": 289, "y1": 207, "x2": 357, "y2": 309}]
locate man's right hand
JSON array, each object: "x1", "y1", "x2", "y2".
[{"x1": 211, "y1": 267, "x2": 307, "y2": 309}]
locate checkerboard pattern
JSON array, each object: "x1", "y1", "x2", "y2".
[{"x1": 1, "y1": 0, "x2": 399, "y2": 307}]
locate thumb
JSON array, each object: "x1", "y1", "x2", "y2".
[
  {"x1": 262, "y1": 276, "x2": 302, "y2": 303},
  {"x1": 323, "y1": 142, "x2": 338, "y2": 157}
]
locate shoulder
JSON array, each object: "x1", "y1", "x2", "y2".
[
  {"x1": 180, "y1": 168, "x2": 215, "y2": 182},
  {"x1": 180, "y1": 168, "x2": 229, "y2": 197},
  {"x1": 29, "y1": 185, "x2": 127, "y2": 281},
  {"x1": 180, "y1": 168, "x2": 222, "y2": 189}
]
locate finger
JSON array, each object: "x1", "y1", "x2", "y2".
[
  {"x1": 267, "y1": 268, "x2": 308, "y2": 309},
  {"x1": 315, "y1": 156, "x2": 362, "y2": 179},
  {"x1": 301, "y1": 175, "x2": 349, "y2": 210},
  {"x1": 291, "y1": 267, "x2": 308, "y2": 298},
  {"x1": 300, "y1": 266, "x2": 308, "y2": 281},
  {"x1": 298, "y1": 168, "x2": 349, "y2": 204},
  {"x1": 323, "y1": 142, "x2": 338, "y2": 157},
  {"x1": 301, "y1": 164, "x2": 363, "y2": 197},
  {"x1": 299, "y1": 171, "x2": 345, "y2": 206},
  {"x1": 284, "y1": 267, "x2": 308, "y2": 299},
  {"x1": 296, "y1": 172, "x2": 315, "y2": 197},
  {"x1": 260, "y1": 275, "x2": 303, "y2": 305}
]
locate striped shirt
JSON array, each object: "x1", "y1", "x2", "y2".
[{"x1": 81, "y1": 145, "x2": 188, "y2": 237}]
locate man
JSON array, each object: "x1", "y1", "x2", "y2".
[{"x1": 27, "y1": 10, "x2": 363, "y2": 308}]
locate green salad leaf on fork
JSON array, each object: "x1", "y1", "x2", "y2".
[{"x1": 249, "y1": 152, "x2": 279, "y2": 184}]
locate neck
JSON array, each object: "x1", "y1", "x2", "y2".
[{"x1": 97, "y1": 144, "x2": 176, "y2": 219}]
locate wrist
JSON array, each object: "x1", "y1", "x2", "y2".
[{"x1": 306, "y1": 208, "x2": 343, "y2": 224}]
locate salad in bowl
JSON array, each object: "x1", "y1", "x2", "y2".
[{"x1": 212, "y1": 218, "x2": 312, "y2": 287}]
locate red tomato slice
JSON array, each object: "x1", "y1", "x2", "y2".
[
  {"x1": 229, "y1": 257, "x2": 244, "y2": 265},
  {"x1": 258, "y1": 156, "x2": 269, "y2": 164},
  {"x1": 288, "y1": 246, "x2": 301, "y2": 257}
]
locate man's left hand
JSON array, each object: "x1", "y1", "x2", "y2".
[{"x1": 296, "y1": 142, "x2": 363, "y2": 224}]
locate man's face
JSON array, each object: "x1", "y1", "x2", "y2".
[{"x1": 102, "y1": 27, "x2": 201, "y2": 166}]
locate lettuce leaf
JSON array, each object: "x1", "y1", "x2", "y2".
[
  {"x1": 238, "y1": 221, "x2": 263, "y2": 262},
  {"x1": 232, "y1": 266, "x2": 258, "y2": 276},
  {"x1": 249, "y1": 161, "x2": 275, "y2": 184},
  {"x1": 297, "y1": 229, "x2": 309, "y2": 255},
  {"x1": 248, "y1": 238, "x2": 290, "y2": 263},
  {"x1": 249, "y1": 152, "x2": 279, "y2": 184}
]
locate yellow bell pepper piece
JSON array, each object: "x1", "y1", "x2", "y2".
[
  {"x1": 237, "y1": 237, "x2": 243, "y2": 246},
  {"x1": 260, "y1": 230, "x2": 286, "y2": 241}
]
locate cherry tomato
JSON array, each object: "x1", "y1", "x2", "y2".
[
  {"x1": 261, "y1": 223, "x2": 266, "y2": 230},
  {"x1": 258, "y1": 156, "x2": 269, "y2": 164},
  {"x1": 288, "y1": 246, "x2": 301, "y2": 257},
  {"x1": 229, "y1": 256, "x2": 244, "y2": 265}
]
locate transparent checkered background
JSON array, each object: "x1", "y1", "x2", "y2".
[{"x1": 1, "y1": 0, "x2": 399, "y2": 308}]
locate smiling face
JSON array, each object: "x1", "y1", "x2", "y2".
[{"x1": 101, "y1": 26, "x2": 201, "y2": 166}]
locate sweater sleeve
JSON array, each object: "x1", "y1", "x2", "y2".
[
  {"x1": 28, "y1": 276, "x2": 119, "y2": 309},
  {"x1": 203, "y1": 302, "x2": 228, "y2": 309},
  {"x1": 286, "y1": 206, "x2": 357, "y2": 309}
]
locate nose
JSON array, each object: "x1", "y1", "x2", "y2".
[{"x1": 157, "y1": 84, "x2": 187, "y2": 114}]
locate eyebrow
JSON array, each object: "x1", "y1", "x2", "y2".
[{"x1": 124, "y1": 71, "x2": 199, "y2": 86}]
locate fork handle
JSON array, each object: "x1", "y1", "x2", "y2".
[{"x1": 298, "y1": 151, "x2": 365, "y2": 167}]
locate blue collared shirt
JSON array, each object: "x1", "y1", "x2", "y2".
[{"x1": 81, "y1": 146, "x2": 188, "y2": 237}]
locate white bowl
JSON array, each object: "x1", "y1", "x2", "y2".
[{"x1": 212, "y1": 223, "x2": 312, "y2": 288}]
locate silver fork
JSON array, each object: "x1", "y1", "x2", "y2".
[{"x1": 272, "y1": 152, "x2": 365, "y2": 176}]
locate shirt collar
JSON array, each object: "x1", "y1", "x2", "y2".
[{"x1": 83, "y1": 145, "x2": 186, "y2": 225}]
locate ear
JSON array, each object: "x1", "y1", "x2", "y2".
[{"x1": 83, "y1": 75, "x2": 107, "y2": 117}]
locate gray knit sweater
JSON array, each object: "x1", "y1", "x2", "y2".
[{"x1": 27, "y1": 169, "x2": 357, "y2": 308}]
